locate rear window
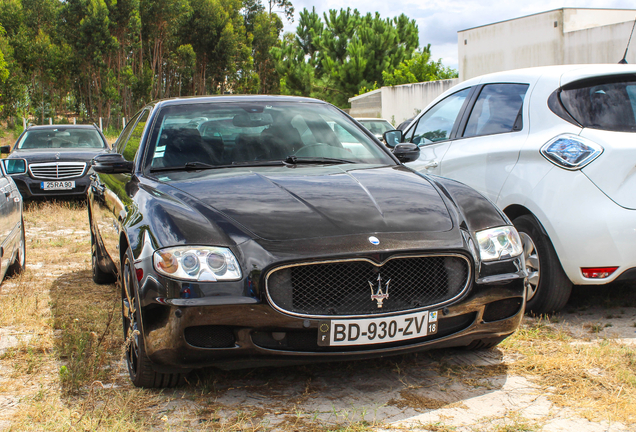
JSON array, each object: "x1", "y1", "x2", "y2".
[{"x1": 559, "y1": 75, "x2": 636, "y2": 132}]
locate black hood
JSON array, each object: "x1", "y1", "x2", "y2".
[
  {"x1": 159, "y1": 165, "x2": 453, "y2": 242},
  {"x1": 9, "y1": 148, "x2": 108, "y2": 163}
]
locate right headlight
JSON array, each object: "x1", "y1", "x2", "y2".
[
  {"x1": 540, "y1": 134, "x2": 603, "y2": 170},
  {"x1": 153, "y1": 246, "x2": 242, "y2": 281},
  {"x1": 475, "y1": 226, "x2": 523, "y2": 262}
]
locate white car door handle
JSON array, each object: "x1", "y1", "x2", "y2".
[{"x1": 424, "y1": 161, "x2": 439, "y2": 169}]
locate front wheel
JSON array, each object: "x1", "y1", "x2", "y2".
[
  {"x1": 121, "y1": 248, "x2": 186, "y2": 388},
  {"x1": 513, "y1": 215, "x2": 572, "y2": 315}
]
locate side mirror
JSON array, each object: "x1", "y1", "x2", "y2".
[
  {"x1": 2, "y1": 158, "x2": 27, "y2": 175},
  {"x1": 383, "y1": 130, "x2": 403, "y2": 148},
  {"x1": 1, "y1": 145, "x2": 11, "y2": 154},
  {"x1": 392, "y1": 143, "x2": 420, "y2": 163},
  {"x1": 92, "y1": 153, "x2": 134, "y2": 174}
]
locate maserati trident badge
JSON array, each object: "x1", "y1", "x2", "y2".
[{"x1": 369, "y1": 274, "x2": 390, "y2": 308}]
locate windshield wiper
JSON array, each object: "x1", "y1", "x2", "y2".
[
  {"x1": 150, "y1": 160, "x2": 284, "y2": 173},
  {"x1": 284, "y1": 155, "x2": 355, "y2": 165}
]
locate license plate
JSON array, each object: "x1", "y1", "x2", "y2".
[
  {"x1": 317, "y1": 310, "x2": 438, "y2": 346},
  {"x1": 41, "y1": 181, "x2": 75, "y2": 190}
]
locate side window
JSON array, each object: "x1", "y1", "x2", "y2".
[
  {"x1": 121, "y1": 109, "x2": 150, "y2": 162},
  {"x1": 115, "y1": 112, "x2": 141, "y2": 154},
  {"x1": 408, "y1": 88, "x2": 471, "y2": 145},
  {"x1": 462, "y1": 84, "x2": 529, "y2": 138}
]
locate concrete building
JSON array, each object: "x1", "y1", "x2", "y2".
[
  {"x1": 458, "y1": 8, "x2": 636, "y2": 81},
  {"x1": 350, "y1": 7, "x2": 636, "y2": 124}
]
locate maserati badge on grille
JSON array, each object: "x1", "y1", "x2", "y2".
[{"x1": 369, "y1": 274, "x2": 390, "y2": 308}]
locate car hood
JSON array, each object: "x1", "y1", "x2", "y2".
[
  {"x1": 9, "y1": 148, "x2": 108, "y2": 163},
  {"x1": 158, "y1": 165, "x2": 453, "y2": 241}
]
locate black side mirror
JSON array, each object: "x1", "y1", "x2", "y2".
[
  {"x1": 392, "y1": 143, "x2": 420, "y2": 163},
  {"x1": 0, "y1": 145, "x2": 11, "y2": 154},
  {"x1": 2, "y1": 158, "x2": 26, "y2": 174},
  {"x1": 92, "y1": 153, "x2": 134, "y2": 174},
  {"x1": 383, "y1": 130, "x2": 403, "y2": 148}
]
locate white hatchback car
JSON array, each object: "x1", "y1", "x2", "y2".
[{"x1": 392, "y1": 64, "x2": 636, "y2": 314}]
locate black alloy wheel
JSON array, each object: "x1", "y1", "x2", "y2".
[
  {"x1": 513, "y1": 215, "x2": 572, "y2": 315},
  {"x1": 121, "y1": 248, "x2": 185, "y2": 388},
  {"x1": 6, "y1": 217, "x2": 25, "y2": 277}
]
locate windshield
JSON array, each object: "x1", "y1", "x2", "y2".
[
  {"x1": 358, "y1": 120, "x2": 394, "y2": 136},
  {"x1": 560, "y1": 76, "x2": 636, "y2": 132},
  {"x1": 145, "y1": 101, "x2": 395, "y2": 171},
  {"x1": 17, "y1": 128, "x2": 107, "y2": 150}
]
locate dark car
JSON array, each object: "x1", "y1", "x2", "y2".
[
  {"x1": 0, "y1": 158, "x2": 26, "y2": 284},
  {"x1": 1, "y1": 124, "x2": 110, "y2": 199},
  {"x1": 88, "y1": 96, "x2": 527, "y2": 388}
]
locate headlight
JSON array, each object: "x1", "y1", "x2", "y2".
[
  {"x1": 475, "y1": 226, "x2": 523, "y2": 262},
  {"x1": 153, "y1": 246, "x2": 242, "y2": 281},
  {"x1": 540, "y1": 134, "x2": 603, "y2": 170}
]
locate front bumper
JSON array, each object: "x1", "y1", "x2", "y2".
[
  {"x1": 139, "y1": 276, "x2": 525, "y2": 371},
  {"x1": 11, "y1": 174, "x2": 90, "y2": 199}
]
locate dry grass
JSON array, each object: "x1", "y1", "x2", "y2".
[{"x1": 501, "y1": 318, "x2": 636, "y2": 424}]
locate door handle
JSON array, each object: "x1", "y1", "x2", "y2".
[{"x1": 424, "y1": 160, "x2": 439, "y2": 169}]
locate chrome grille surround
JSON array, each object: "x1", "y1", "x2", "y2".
[
  {"x1": 265, "y1": 253, "x2": 472, "y2": 319},
  {"x1": 29, "y1": 162, "x2": 87, "y2": 179}
]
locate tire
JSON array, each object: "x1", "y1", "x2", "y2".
[
  {"x1": 513, "y1": 214, "x2": 572, "y2": 315},
  {"x1": 6, "y1": 217, "x2": 25, "y2": 277},
  {"x1": 89, "y1": 217, "x2": 116, "y2": 284},
  {"x1": 121, "y1": 248, "x2": 186, "y2": 388}
]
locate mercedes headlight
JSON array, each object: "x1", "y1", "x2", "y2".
[
  {"x1": 475, "y1": 226, "x2": 523, "y2": 262},
  {"x1": 153, "y1": 246, "x2": 241, "y2": 281}
]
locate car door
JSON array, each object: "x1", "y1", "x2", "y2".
[
  {"x1": 404, "y1": 87, "x2": 474, "y2": 175},
  {"x1": 439, "y1": 83, "x2": 530, "y2": 202},
  {"x1": 91, "y1": 109, "x2": 149, "y2": 270},
  {"x1": 0, "y1": 163, "x2": 20, "y2": 279}
]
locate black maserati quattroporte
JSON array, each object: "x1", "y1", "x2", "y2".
[{"x1": 88, "y1": 96, "x2": 527, "y2": 388}]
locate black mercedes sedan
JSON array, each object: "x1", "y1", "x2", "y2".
[
  {"x1": 88, "y1": 96, "x2": 527, "y2": 388},
  {"x1": 1, "y1": 124, "x2": 110, "y2": 199}
]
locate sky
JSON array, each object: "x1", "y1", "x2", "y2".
[{"x1": 280, "y1": 0, "x2": 636, "y2": 70}]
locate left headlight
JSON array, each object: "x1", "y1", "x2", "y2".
[
  {"x1": 475, "y1": 226, "x2": 523, "y2": 262},
  {"x1": 153, "y1": 246, "x2": 242, "y2": 281}
]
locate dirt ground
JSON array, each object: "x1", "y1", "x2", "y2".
[{"x1": 0, "y1": 202, "x2": 634, "y2": 431}]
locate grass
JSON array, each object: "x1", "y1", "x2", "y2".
[{"x1": 501, "y1": 318, "x2": 636, "y2": 424}]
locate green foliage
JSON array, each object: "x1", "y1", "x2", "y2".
[
  {"x1": 274, "y1": 7, "x2": 420, "y2": 108},
  {"x1": 382, "y1": 44, "x2": 458, "y2": 86}
]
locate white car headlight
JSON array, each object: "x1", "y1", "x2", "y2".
[
  {"x1": 153, "y1": 246, "x2": 242, "y2": 281},
  {"x1": 540, "y1": 134, "x2": 603, "y2": 170},
  {"x1": 475, "y1": 226, "x2": 523, "y2": 262}
]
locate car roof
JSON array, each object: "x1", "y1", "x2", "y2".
[
  {"x1": 462, "y1": 64, "x2": 636, "y2": 87},
  {"x1": 26, "y1": 124, "x2": 100, "y2": 130},
  {"x1": 152, "y1": 95, "x2": 326, "y2": 109}
]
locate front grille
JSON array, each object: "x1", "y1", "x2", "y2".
[
  {"x1": 267, "y1": 255, "x2": 470, "y2": 317},
  {"x1": 29, "y1": 162, "x2": 86, "y2": 179}
]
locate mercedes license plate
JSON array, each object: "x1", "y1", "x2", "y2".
[
  {"x1": 41, "y1": 181, "x2": 75, "y2": 190},
  {"x1": 317, "y1": 310, "x2": 438, "y2": 346}
]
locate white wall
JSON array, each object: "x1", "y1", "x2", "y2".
[
  {"x1": 458, "y1": 8, "x2": 636, "y2": 81},
  {"x1": 379, "y1": 79, "x2": 459, "y2": 125}
]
